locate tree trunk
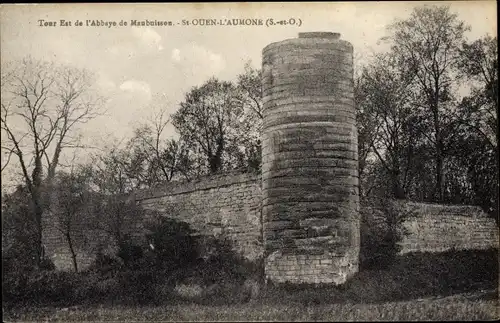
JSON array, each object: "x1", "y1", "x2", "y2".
[
  {"x1": 390, "y1": 147, "x2": 405, "y2": 199},
  {"x1": 209, "y1": 149, "x2": 223, "y2": 173},
  {"x1": 32, "y1": 189, "x2": 45, "y2": 269},
  {"x1": 209, "y1": 156, "x2": 219, "y2": 173},
  {"x1": 390, "y1": 159, "x2": 405, "y2": 199},
  {"x1": 35, "y1": 222, "x2": 43, "y2": 269},
  {"x1": 435, "y1": 147, "x2": 444, "y2": 202},
  {"x1": 433, "y1": 100, "x2": 444, "y2": 202},
  {"x1": 495, "y1": 147, "x2": 499, "y2": 226},
  {"x1": 392, "y1": 177, "x2": 406, "y2": 200},
  {"x1": 209, "y1": 137, "x2": 224, "y2": 174},
  {"x1": 66, "y1": 232, "x2": 78, "y2": 272}
]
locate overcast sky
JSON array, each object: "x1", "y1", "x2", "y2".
[{"x1": 0, "y1": 1, "x2": 497, "y2": 188}]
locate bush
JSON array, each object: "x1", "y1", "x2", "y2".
[
  {"x1": 73, "y1": 272, "x2": 120, "y2": 303},
  {"x1": 193, "y1": 237, "x2": 256, "y2": 286},
  {"x1": 1, "y1": 186, "x2": 40, "y2": 274},
  {"x1": 39, "y1": 256, "x2": 56, "y2": 271},
  {"x1": 89, "y1": 215, "x2": 201, "y2": 274},
  {"x1": 3, "y1": 269, "x2": 84, "y2": 306},
  {"x1": 108, "y1": 268, "x2": 181, "y2": 305},
  {"x1": 4, "y1": 214, "x2": 267, "y2": 307},
  {"x1": 87, "y1": 250, "x2": 123, "y2": 276},
  {"x1": 72, "y1": 215, "x2": 202, "y2": 305},
  {"x1": 29, "y1": 271, "x2": 81, "y2": 302},
  {"x1": 360, "y1": 198, "x2": 410, "y2": 269},
  {"x1": 3, "y1": 271, "x2": 30, "y2": 304},
  {"x1": 117, "y1": 237, "x2": 145, "y2": 270},
  {"x1": 145, "y1": 216, "x2": 200, "y2": 272},
  {"x1": 2, "y1": 255, "x2": 57, "y2": 306},
  {"x1": 168, "y1": 236, "x2": 265, "y2": 305}
]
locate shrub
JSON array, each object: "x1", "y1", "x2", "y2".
[
  {"x1": 76, "y1": 215, "x2": 202, "y2": 304},
  {"x1": 172, "y1": 236, "x2": 265, "y2": 304},
  {"x1": 1, "y1": 186, "x2": 40, "y2": 274},
  {"x1": 200, "y1": 278, "x2": 260, "y2": 305},
  {"x1": 117, "y1": 236, "x2": 145, "y2": 270},
  {"x1": 2, "y1": 271, "x2": 30, "y2": 304},
  {"x1": 360, "y1": 198, "x2": 410, "y2": 269},
  {"x1": 73, "y1": 272, "x2": 120, "y2": 303},
  {"x1": 110, "y1": 268, "x2": 179, "y2": 305},
  {"x1": 29, "y1": 271, "x2": 81, "y2": 302},
  {"x1": 3, "y1": 270, "x2": 84, "y2": 306},
  {"x1": 2, "y1": 255, "x2": 57, "y2": 306},
  {"x1": 39, "y1": 256, "x2": 56, "y2": 271},
  {"x1": 145, "y1": 216, "x2": 200, "y2": 272},
  {"x1": 87, "y1": 250, "x2": 123, "y2": 277},
  {"x1": 194, "y1": 237, "x2": 252, "y2": 285}
]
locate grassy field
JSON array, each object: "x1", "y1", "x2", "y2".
[
  {"x1": 3, "y1": 249, "x2": 498, "y2": 321},
  {"x1": 3, "y1": 291, "x2": 498, "y2": 321}
]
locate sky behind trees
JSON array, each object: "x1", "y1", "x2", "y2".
[{"x1": 0, "y1": 1, "x2": 497, "y2": 189}]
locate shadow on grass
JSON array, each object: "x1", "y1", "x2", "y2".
[
  {"x1": 258, "y1": 248, "x2": 499, "y2": 305},
  {"x1": 2, "y1": 248, "x2": 498, "y2": 310}
]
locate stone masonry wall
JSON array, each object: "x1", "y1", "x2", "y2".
[
  {"x1": 42, "y1": 196, "x2": 145, "y2": 271},
  {"x1": 42, "y1": 171, "x2": 498, "y2": 272},
  {"x1": 397, "y1": 202, "x2": 499, "y2": 253},
  {"x1": 42, "y1": 219, "x2": 101, "y2": 271},
  {"x1": 42, "y1": 171, "x2": 262, "y2": 271},
  {"x1": 133, "y1": 171, "x2": 263, "y2": 260},
  {"x1": 265, "y1": 249, "x2": 358, "y2": 284}
]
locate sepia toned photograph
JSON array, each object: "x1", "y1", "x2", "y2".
[{"x1": 1, "y1": 1, "x2": 498, "y2": 321}]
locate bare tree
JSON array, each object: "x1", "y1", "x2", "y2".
[
  {"x1": 236, "y1": 62, "x2": 264, "y2": 172},
  {"x1": 236, "y1": 61, "x2": 263, "y2": 120},
  {"x1": 357, "y1": 53, "x2": 418, "y2": 199},
  {"x1": 63, "y1": 153, "x2": 146, "y2": 252},
  {"x1": 92, "y1": 194, "x2": 142, "y2": 249},
  {"x1": 0, "y1": 56, "x2": 104, "y2": 268},
  {"x1": 355, "y1": 73, "x2": 376, "y2": 197},
  {"x1": 455, "y1": 35, "x2": 498, "y2": 213},
  {"x1": 386, "y1": 5, "x2": 469, "y2": 201},
  {"x1": 89, "y1": 144, "x2": 136, "y2": 195},
  {"x1": 129, "y1": 108, "x2": 193, "y2": 185},
  {"x1": 458, "y1": 35, "x2": 498, "y2": 152}
]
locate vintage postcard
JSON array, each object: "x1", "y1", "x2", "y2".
[{"x1": 1, "y1": 2, "x2": 498, "y2": 322}]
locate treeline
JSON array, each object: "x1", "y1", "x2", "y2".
[
  {"x1": 93, "y1": 6, "x2": 497, "y2": 212},
  {"x1": 86, "y1": 62, "x2": 263, "y2": 193},
  {"x1": 355, "y1": 6, "x2": 497, "y2": 213}
]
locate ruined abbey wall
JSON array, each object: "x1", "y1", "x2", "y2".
[
  {"x1": 133, "y1": 171, "x2": 263, "y2": 260},
  {"x1": 42, "y1": 171, "x2": 263, "y2": 270},
  {"x1": 361, "y1": 201, "x2": 499, "y2": 256},
  {"x1": 398, "y1": 202, "x2": 499, "y2": 254},
  {"x1": 42, "y1": 170, "x2": 498, "y2": 273}
]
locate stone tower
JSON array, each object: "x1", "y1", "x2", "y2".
[{"x1": 261, "y1": 32, "x2": 360, "y2": 284}]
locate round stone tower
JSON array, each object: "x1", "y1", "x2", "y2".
[{"x1": 261, "y1": 32, "x2": 360, "y2": 285}]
